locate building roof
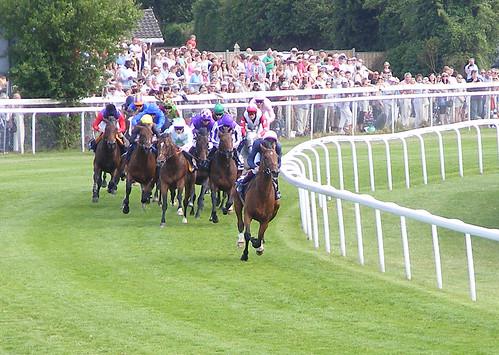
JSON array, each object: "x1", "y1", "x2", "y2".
[{"x1": 133, "y1": 8, "x2": 164, "y2": 44}]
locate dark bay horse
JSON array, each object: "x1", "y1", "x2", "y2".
[
  {"x1": 209, "y1": 130, "x2": 238, "y2": 223},
  {"x1": 92, "y1": 118, "x2": 122, "y2": 202},
  {"x1": 232, "y1": 144, "x2": 280, "y2": 261},
  {"x1": 157, "y1": 134, "x2": 195, "y2": 227},
  {"x1": 122, "y1": 125, "x2": 157, "y2": 214},
  {"x1": 189, "y1": 128, "x2": 210, "y2": 218}
]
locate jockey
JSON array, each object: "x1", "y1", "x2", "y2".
[
  {"x1": 157, "y1": 98, "x2": 179, "y2": 131},
  {"x1": 190, "y1": 108, "x2": 215, "y2": 136},
  {"x1": 130, "y1": 94, "x2": 166, "y2": 133},
  {"x1": 167, "y1": 117, "x2": 197, "y2": 170},
  {"x1": 240, "y1": 103, "x2": 269, "y2": 138},
  {"x1": 123, "y1": 114, "x2": 156, "y2": 161},
  {"x1": 249, "y1": 96, "x2": 276, "y2": 124},
  {"x1": 88, "y1": 103, "x2": 127, "y2": 152},
  {"x1": 209, "y1": 113, "x2": 244, "y2": 170},
  {"x1": 236, "y1": 130, "x2": 282, "y2": 200},
  {"x1": 212, "y1": 102, "x2": 225, "y2": 122}
]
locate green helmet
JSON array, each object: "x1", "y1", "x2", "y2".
[{"x1": 214, "y1": 103, "x2": 224, "y2": 115}]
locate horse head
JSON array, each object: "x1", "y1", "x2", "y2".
[
  {"x1": 218, "y1": 130, "x2": 233, "y2": 160},
  {"x1": 137, "y1": 125, "x2": 154, "y2": 152},
  {"x1": 260, "y1": 144, "x2": 279, "y2": 178},
  {"x1": 194, "y1": 128, "x2": 210, "y2": 168},
  {"x1": 156, "y1": 134, "x2": 178, "y2": 166},
  {"x1": 103, "y1": 117, "x2": 118, "y2": 149}
]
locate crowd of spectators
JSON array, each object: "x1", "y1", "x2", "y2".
[{"x1": 102, "y1": 36, "x2": 498, "y2": 135}]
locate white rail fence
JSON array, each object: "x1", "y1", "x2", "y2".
[
  {"x1": 0, "y1": 81, "x2": 498, "y2": 153},
  {"x1": 281, "y1": 119, "x2": 499, "y2": 301}
]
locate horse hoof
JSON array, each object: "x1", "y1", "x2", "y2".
[
  {"x1": 182, "y1": 217, "x2": 187, "y2": 224},
  {"x1": 122, "y1": 205, "x2": 129, "y2": 214},
  {"x1": 222, "y1": 208, "x2": 228, "y2": 215},
  {"x1": 101, "y1": 181, "x2": 107, "y2": 188},
  {"x1": 177, "y1": 208, "x2": 184, "y2": 216},
  {"x1": 240, "y1": 254, "x2": 248, "y2": 261},
  {"x1": 211, "y1": 216, "x2": 219, "y2": 223},
  {"x1": 256, "y1": 247, "x2": 264, "y2": 256},
  {"x1": 92, "y1": 196, "x2": 99, "y2": 203},
  {"x1": 160, "y1": 223, "x2": 165, "y2": 228}
]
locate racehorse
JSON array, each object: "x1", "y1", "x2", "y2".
[
  {"x1": 122, "y1": 125, "x2": 157, "y2": 214},
  {"x1": 189, "y1": 127, "x2": 210, "y2": 218},
  {"x1": 92, "y1": 117, "x2": 122, "y2": 202},
  {"x1": 209, "y1": 129, "x2": 238, "y2": 223},
  {"x1": 156, "y1": 134, "x2": 195, "y2": 227},
  {"x1": 233, "y1": 144, "x2": 280, "y2": 261}
]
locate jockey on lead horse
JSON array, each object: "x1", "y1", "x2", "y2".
[{"x1": 236, "y1": 130, "x2": 282, "y2": 200}]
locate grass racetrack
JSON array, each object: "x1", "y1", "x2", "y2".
[{"x1": 3, "y1": 134, "x2": 499, "y2": 353}]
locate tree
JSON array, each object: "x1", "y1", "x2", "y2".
[
  {"x1": 140, "y1": 0, "x2": 194, "y2": 24},
  {"x1": 0, "y1": 0, "x2": 141, "y2": 100},
  {"x1": 319, "y1": 0, "x2": 382, "y2": 51},
  {"x1": 366, "y1": 0, "x2": 499, "y2": 75}
]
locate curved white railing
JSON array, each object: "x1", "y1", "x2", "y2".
[{"x1": 281, "y1": 119, "x2": 499, "y2": 301}]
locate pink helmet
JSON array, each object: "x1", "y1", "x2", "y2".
[
  {"x1": 263, "y1": 130, "x2": 278, "y2": 142},
  {"x1": 246, "y1": 103, "x2": 258, "y2": 113}
]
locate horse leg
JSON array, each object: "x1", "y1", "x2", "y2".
[
  {"x1": 195, "y1": 183, "x2": 207, "y2": 219},
  {"x1": 223, "y1": 189, "x2": 234, "y2": 215},
  {"x1": 240, "y1": 218, "x2": 252, "y2": 261},
  {"x1": 210, "y1": 187, "x2": 219, "y2": 223},
  {"x1": 160, "y1": 182, "x2": 169, "y2": 228},
  {"x1": 141, "y1": 180, "x2": 154, "y2": 209},
  {"x1": 189, "y1": 192, "x2": 196, "y2": 216},
  {"x1": 122, "y1": 179, "x2": 132, "y2": 214},
  {"x1": 92, "y1": 168, "x2": 102, "y2": 203},
  {"x1": 101, "y1": 172, "x2": 107, "y2": 188},
  {"x1": 234, "y1": 190, "x2": 245, "y2": 248},
  {"x1": 108, "y1": 169, "x2": 120, "y2": 195},
  {"x1": 254, "y1": 221, "x2": 269, "y2": 256}
]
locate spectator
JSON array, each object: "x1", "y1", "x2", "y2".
[
  {"x1": 262, "y1": 48, "x2": 275, "y2": 79},
  {"x1": 186, "y1": 35, "x2": 197, "y2": 50},
  {"x1": 464, "y1": 57, "x2": 479, "y2": 80}
]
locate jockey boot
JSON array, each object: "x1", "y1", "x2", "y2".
[
  {"x1": 88, "y1": 138, "x2": 96, "y2": 152},
  {"x1": 124, "y1": 143, "x2": 136, "y2": 162},
  {"x1": 182, "y1": 150, "x2": 197, "y2": 171},
  {"x1": 236, "y1": 170, "x2": 254, "y2": 195},
  {"x1": 233, "y1": 149, "x2": 245, "y2": 171}
]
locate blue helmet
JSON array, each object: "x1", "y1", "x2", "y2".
[{"x1": 219, "y1": 114, "x2": 235, "y2": 128}]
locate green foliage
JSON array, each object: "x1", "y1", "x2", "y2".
[
  {"x1": 140, "y1": 0, "x2": 194, "y2": 24},
  {"x1": 36, "y1": 114, "x2": 81, "y2": 150},
  {"x1": 319, "y1": 0, "x2": 382, "y2": 51},
  {"x1": 192, "y1": 0, "x2": 224, "y2": 50},
  {"x1": 0, "y1": 0, "x2": 141, "y2": 100},
  {"x1": 163, "y1": 22, "x2": 193, "y2": 47},
  {"x1": 377, "y1": 0, "x2": 499, "y2": 74}
]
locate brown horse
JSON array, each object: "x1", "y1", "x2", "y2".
[
  {"x1": 189, "y1": 127, "x2": 211, "y2": 218},
  {"x1": 122, "y1": 125, "x2": 157, "y2": 214},
  {"x1": 92, "y1": 118, "x2": 122, "y2": 202},
  {"x1": 209, "y1": 130, "x2": 238, "y2": 223},
  {"x1": 233, "y1": 144, "x2": 280, "y2": 261},
  {"x1": 156, "y1": 134, "x2": 195, "y2": 227}
]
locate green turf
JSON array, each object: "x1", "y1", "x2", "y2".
[{"x1": 1, "y1": 133, "x2": 499, "y2": 354}]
